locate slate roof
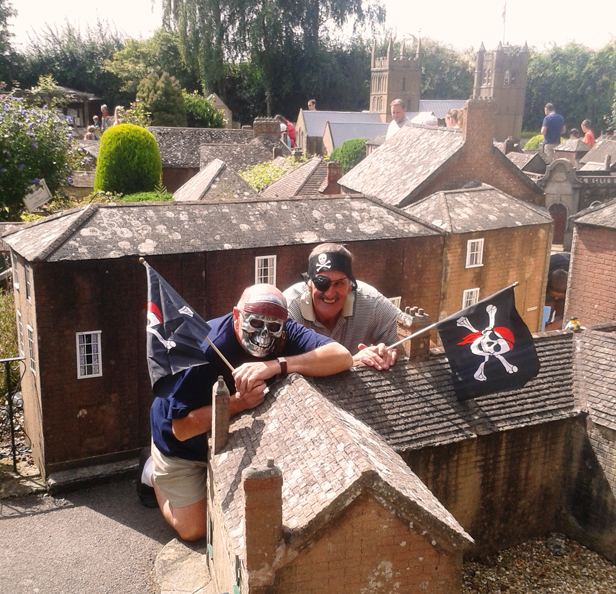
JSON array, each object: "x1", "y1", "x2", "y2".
[
  {"x1": 339, "y1": 124, "x2": 465, "y2": 206},
  {"x1": 555, "y1": 139, "x2": 591, "y2": 153},
  {"x1": 2, "y1": 196, "x2": 440, "y2": 263},
  {"x1": 78, "y1": 139, "x2": 100, "y2": 160},
  {"x1": 570, "y1": 197, "x2": 616, "y2": 229},
  {"x1": 574, "y1": 324, "x2": 616, "y2": 431},
  {"x1": 404, "y1": 184, "x2": 552, "y2": 233},
  {"x1": 173, "y1": 159, "x2": 257, "y2": 202},
  {"x1": 200, "y1": 136, "x2": 291, "y2": 172},
  {"x1": 261, "y1": 157, "x2": 327, "y2": 198},
  {"x1": 324, "y1": 121, "x2": 389, "y2": 150},
  {"x1": 419, "y1": 100, "x2": 467, "y2": 120},
  {"x1": 506, "y1": 152, "x2": 541, "y2": 171},
  {"x1": 0, "y1": 222, "x2": 24, "y2": 252},
  {"x1": 210, "y1": 374, "x2": 473, "y2": 556},
  {"x1": 580, "y1": 139, "x2": 616, "y2": 165},
  {"x1": 150, "y1": 127, "x2": 254, "y2": 168},
  {"x1": 312, "y1": 332, "x2": 577, "y2": 452},
  {"x1": 301, "y1": 110, "x2": 382, "y2": 137},
  {"x1": 68, "y1": 171, "x2": 96, "y2": 189}
]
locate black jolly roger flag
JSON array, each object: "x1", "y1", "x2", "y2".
[
  {"x1": 436, "y1": 286, "x2": 540, "y2": 401},
  {"x1": 144, "y1": 261, "x2": 211, "y2": 393}
]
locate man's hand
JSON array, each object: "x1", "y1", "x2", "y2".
[
  {"x1": 232, "y1": 360, "x2": 278, "y2": 395},
  {"x1": 353, "y1": 343, "x2": 397, "y2": 370},
  {"x1": 230, "y1": 380, "x2": 267, "y2": 415}
]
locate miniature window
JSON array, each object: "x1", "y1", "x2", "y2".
[
  {"x1": 388, "y1": 296, "x2": 402, "y2": 308},
  {"x1": 466, "y1": 238, "x2": 484, "y2": 268},
  {"x1": 27, "y1": 325, "x2": 36, "y2": 374},
  {"x1": 17, "y1": 310, "x2": 24, "y2": 356},
  {"x1": 25, "y1": 265, "x2": 32, "y2": 300},
  {"x1": 462, "y1": 288, "x2": 480, "y2": 309},
  {"x1": 255, "y1": 255, "x2": 276, "y2": 286},
  {"x1": 11, "y1": 251, "x2": 19, "y2": 289},
  {"x1": 76, "y1": 331, "x2": 102, "y2": 379}
]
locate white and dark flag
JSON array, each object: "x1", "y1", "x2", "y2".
[{"x1": 437, "y1": 286, "x2": 540, "y2": 401}]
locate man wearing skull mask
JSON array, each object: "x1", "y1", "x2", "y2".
[
  {"x1": 283, "y1": 243, "x2": 400, "y2": 370},
  {"x1": 145, "y1": 284, "x2": 351, "y2": 540}
]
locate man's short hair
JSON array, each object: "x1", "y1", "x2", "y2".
[
  {"x1": 582, "y1": 119, "x2": 592, "y2": 129},
  {"x1": 309, "y1": 243, "x2": 353, "y2": 263},
  {"x1": 545, "y1": 103, "x2": 554, "y2": 111},
  {"x1": 548, "y1": 269, "x2": 568, "y2": 294},
  {"x1": 308, "y1": 99, "x2": 316, "y2": 105},
  {"x1": 390, "y1": 99, "x2": 405, "y2": 109}
]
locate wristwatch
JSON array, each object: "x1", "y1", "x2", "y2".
[{"x1": 277, "y1": 357, "x2": 288, "y2": 376}]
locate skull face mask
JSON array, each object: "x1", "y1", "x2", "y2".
[{"x1": 239, "y1": 292, "x2": 288, "y2": 358}]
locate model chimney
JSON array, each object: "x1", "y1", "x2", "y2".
[
  {"x1": 320, "y1": 160, "x2": 343, "y2": 195},
  {"x1": 462, "y1": 98, "x2": 496, "y2": 154},
  {"x1": 397, "y1": 307, "x2": 431, "y2": 361},
  {"x1": 242, "y1": 457, "x2": 283, "y2": 592},
  {"x1": 253, "y1": 117, "x2": 280, "y2": 138},
  {"x1": 212, "y1": 376, "x2": 230, "y2": 454}
]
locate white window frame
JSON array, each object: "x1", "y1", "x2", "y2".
[
  {"x1": 12, "y1": 251, "x2": 19, "y2": 289},
  {"x1": 388, "y1": 296, "x2": 402, "y2": 308},
  {"x1": 462, "y1": 288, "x2": 480, "y2": 309},
  {"x1": 465, "y1": 238, "x2": 484, "y2": 268},
  {"x1": 25, "y1": 265, "x2": 32, "y2": 301},
  {"x1": 76, "y1": 331, "x2": 103, "y2": 379},
  {"x1": 255, "y1": 255, "x2": 277, "y2": 286},
  {"x1": 27, "y1": 325, "x2": 36, "y2": 374},
  {"x1": 17, "y1": 310, "x2": 24, "y2": 356}
]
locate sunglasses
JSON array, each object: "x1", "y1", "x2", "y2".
[{"x1": 311, "y1": 275, "x2": 349, "y2": 292}]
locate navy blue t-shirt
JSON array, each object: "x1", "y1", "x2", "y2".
[
  {"x1": 542, "y1": 112, "x2": 564, "y2": 144},
  {"x1": 150, "y1": 313, "x2": 333, "y2": 460}
]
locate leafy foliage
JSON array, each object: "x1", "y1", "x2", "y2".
[
  {"x1": 240, "y1": 156, "x2": 304, "y2": 192},
  {"x1": 137, "y1": 72, "x2": 187, "y2": 127},
  {"x1": 329, "y1": 137, "x2": 368, "y2": 173},
  {"x1": 122, "y1": 100, "x2": 151, "y2": 127},
  {"x1": 0, "y1": 289, "x2": 20, "y2": 399},
  {"x1": 0, "y1": 0, "x2": 18, "y2": 85},
  {"x1": 0, "y1": 93, "x2": 77, "y2": 220},
  {"x1": 523, "y1": 134, "x2": 565, "y2": 150},
  {"x1": 21, "y1": 74, "x2": 74, "y2": 109},
  {"x1": 183, "y1": 90, "x2": 225, "y2": 128},
  {"x1": 94, "y1": 124, "x2": 162, "y2": 194}
]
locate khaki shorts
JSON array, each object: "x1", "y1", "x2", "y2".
[{"x1": 151, "y1": 440, "x2": 208, "y2": 508}]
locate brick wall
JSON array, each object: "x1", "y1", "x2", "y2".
[
  {"x1": 403, "y1": 420, "x2": 572, "y2": 557},
  {"x1": 441, "y1": 226, "x2": 551, "y2": 333},
  {"x1": 565, "y1": 225, "x2": 616, "y2": 327},
  {"x1": 162, "y1": 166, "x2": 200, "y2": 193},
  {"x1": 273, "y1": 493, "x2": 462, "y2": 594}
]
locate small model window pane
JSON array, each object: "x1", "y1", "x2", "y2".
[
  {"x1": 27, "y1": 325, "x2": 35, "y2": 374},
  {"x1": 255, "y1": 256, "x2": 277, "y2": 286},
  {"x1": 466, "y1": 238, "x2": 484, "y2": 268},
  {"x1": 76, "y1": 331, "x2": 103, "y2": 379},
  {"x1": 462, "y1": 288, "x2": 480, "y2": 309}
]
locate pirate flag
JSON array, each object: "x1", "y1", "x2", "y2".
[
  {"x1": 437, "y1": 286, "x2": 540, "y2": 401},
  {"x1": 144, "y1": 261, "x2": 211, "y2": 394}
]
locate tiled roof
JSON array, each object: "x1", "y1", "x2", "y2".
[
  {"x1": 579, "y1": 139, "x2": 616, "y2": 164},
  {"x1": 324, "y1": 121, "x2": 388, "y2": 150},
  {"x1": 300, "y1": 110, "x2": 382, "y2": 137},
  {"x1": 312, "y1": 332, "x2": 577, "y2": 452},
  {"x1": 68, "y1": 171, "x2": 96, "y2": 188},
  {"x1": 260, "y1": 157, "x2": 326, "y2": 198},
  {"x1": 173, "y1": 159, "x2": 257, "y2": 202},
  {"x1": 200, "y1": 136, "x2": 291, "y2": 173},
  {"x1": 3, "y1": 195, "x2": 440, "y2": 262},
  {"x1": 339, "y1": 124, "x2": 465, "y2": 207},
  {"x1": 0, "y1": 222, "x2": 24, "y2": 252},
  {"x1": 570, "y1": 197, "x2": 616, "y2": 229},
  {"x1": 404, "y1": 184, "x2": 552, "y2": 233},
  {"x1": 211, "y1": 374, "x2": 473, "y2": 556},
  {"x1": 555, "y1": 139, "x2": 591, "y2": 153},
  {"x1": 419, "y1": 100, "x2": 467, "y2": 120},
  {"x1": 506, "y1": 152, "x2": 540, "y2": 171},
  {"x1": 578, "y1": 162, "x2": 610, "y2": 172},
  {"x1": 150, "y1": 126, "x2": 254, "y2": 168},
  {"x1": 79, "y1": 139, "x2": 100, "y2": 160},
  {"x1": 366, "y1": 132, "x2": 386, "y2": 147},
  {"x1": 574, "y1": 324, "x2": 616, "y2": 431}
]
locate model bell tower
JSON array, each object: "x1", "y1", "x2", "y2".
[
  {"x1": 370, "y1": 38, "x2": 422, "y2": 123},
  {"x1": 473, "y1": 42, "x2": 529, "y2": 141}
]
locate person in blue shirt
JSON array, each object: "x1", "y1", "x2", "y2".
[
  {"x1": 141, "y1": 283, "x2": 352, "y2": 540},
  {"x1": 541, "y1": 103, "x2": 566, "y2": 162}
]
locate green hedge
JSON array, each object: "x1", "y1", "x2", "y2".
[
  {"x1": 329, "y1": 138, "x2": 369, "y2": 173},
  {"x1": 94, "y1": 124, "x2": 162, "y2": 194}
]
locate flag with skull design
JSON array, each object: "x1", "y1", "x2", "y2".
[
  {"x1": 144, "y1": 261, "x2": 211, "y2": 394},
  {"x1": 437, "y1": 286, "x2": 540, "y2": 401}
]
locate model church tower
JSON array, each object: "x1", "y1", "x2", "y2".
[
  {"x1": 473, "y1": 42, "x2": 529, "y2": 141},
  {"x1": 370, "y1": 38, "x2": 422, "y2": 123}
]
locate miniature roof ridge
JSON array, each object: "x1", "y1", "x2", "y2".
[
  {"x1": 492, "y1": 148, "x2": 544, "y2": 194},
  {"x1": 261, "y1": 156, "x2": 323, "y2": 198},
  {"x1": 570, "y1": 195, "x2": 616, "y2": 223}
]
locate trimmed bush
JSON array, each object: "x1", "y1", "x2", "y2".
[
  {"x1": 183, "y1": 91, "x2": 225, "y2": 128},
  {"x1": 137, "y1": 72, "x2": 187, "y2": 127},
  {"x1": 524, "y1": 134, "x2": 565, "y2": 150},
  {"x1": 94, "y1": 124, "x2": 162, "y2": 194},
  {"x1": 329, "y1": 138, "x2": 369, "y2": 173}
]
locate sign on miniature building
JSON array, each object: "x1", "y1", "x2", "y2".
[{"x1": 23, "y1": 179, "x2": 52, "y2": 212}]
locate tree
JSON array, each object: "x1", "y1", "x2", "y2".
[
  {"x1": 0, "y1": 0, "x2": 17, "y2": 84},
  {"x1": 329, "y1": 137, "x2": 368, "y2": 173},
  {"x1": 183, "y1": 90, "x2": 225, "y2": 127},
  {"x1": 22, "y1": 74, "x2": 75, "y2": 109},
  {"x1": 137, "y1": 72, "x2": 187, "y2": 127}
]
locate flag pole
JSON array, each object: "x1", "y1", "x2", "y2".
[
  {"x1": 140, "y1": 257, "x2": 236, "y2": 372},
  {"x1": 386, "y1": 282, "x2": 519, "y2": 350}
]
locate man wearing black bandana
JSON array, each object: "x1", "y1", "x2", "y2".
[{"x1": 283, "y1": 243, "x2": 400, "y2": 370}]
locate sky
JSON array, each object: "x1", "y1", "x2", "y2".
[{"x1": 9, "y1": 0, "x2": 616, "y2": 52}]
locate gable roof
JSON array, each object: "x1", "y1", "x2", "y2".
[
  {"x1": 312, "y1": 332, "x2": 578, "y2": 452},
  {"x1": 506, "y1": 151, "x2": 543, "y2": 171},
  {"x1": 404, "y1": 184, "x2": 552, "y2": 233},
  {"x1": 173, "y1": 159, "x2": 257, "y2": 202},
  {"x1": 3, "y1": 196, "x2": 440, "y2": 263},
  {"x1": 261, "y1": 157, "x2": 327, "y2": 198},
  {"x1": 579, "y1": 139, "x2": 616, "y2": 165},
  {"x1": 300, "y1": 110, "x2": 382, "y2": 137},
  {"x1": 211, "y1": 374, "x2": 473, "y2": 557},
  {"x1": 555, "y1": 138, "x2": 591, "y2": 153},
  {"x1": 419, "y1": 100, "x2": 467, "y2": 120},
  {"x1": 200, "y1": 136, "x2": 291, "y2": 172},
  {"x1": 570, "y1": 197, "x2": 616, "y2": 229},
  {"x1": 324, "y1": 121, "x2": 389, "y2": 151},
  {"x1": 339, "y1": 124, "x2": 465, "y2": 206}
]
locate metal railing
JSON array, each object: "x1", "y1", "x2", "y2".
[{"x1": 0, "y1": 356, "x2": 26, "y2": 472}]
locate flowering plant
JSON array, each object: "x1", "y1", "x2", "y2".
[{"x1": 0, "y1": 92, "x2": 77, "y2": 220}]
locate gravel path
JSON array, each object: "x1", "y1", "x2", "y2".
[{"x1": 463, "y1": 534, "x2": 616, "y2": 593}]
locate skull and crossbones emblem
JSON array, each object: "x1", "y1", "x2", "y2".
[
  {"x1": 457, "y1": 304, "x2": 518, "y2": 382},
  {"x1": 147, "y1": 306, "x2": 177, "y2": 351},
  {"x1": 315, "y1": 253, "x2": 332, "y2": 272}
]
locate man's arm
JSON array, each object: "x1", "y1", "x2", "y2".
[{"x1": 541, "y1": 125, "x2": 547, "y2": 136}]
